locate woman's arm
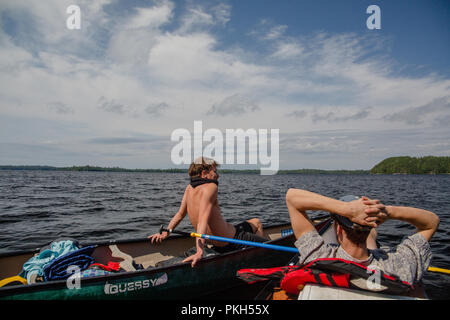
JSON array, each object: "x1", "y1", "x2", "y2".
[{"x1": 148, "y1": 186, "x2": 189, "y2": 243}]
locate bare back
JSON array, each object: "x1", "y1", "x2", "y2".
[{"x1": 185, "y1": 183, "x2": 235, "y2": 246}]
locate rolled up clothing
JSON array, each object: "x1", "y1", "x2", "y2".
[
  {"x1": 20, "y1": 240, "x2": 80, "y2": 283},
  {"x1": 43, "y1": 245, "x2": 96, "y2": 281}
]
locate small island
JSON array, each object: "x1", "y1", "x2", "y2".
[{"x1": 370, "y1": 156, "x2": 450, "y2": 174}]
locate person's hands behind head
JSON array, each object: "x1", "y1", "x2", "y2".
[
  {"x1": 343, "y1": 196, "x2": 383, "y2": 228},
  {"x1": 362, "y1": 197, "x2": 389, "y2": 227}
]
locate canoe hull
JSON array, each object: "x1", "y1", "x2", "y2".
[{"x1": 0, "y1": 226, "x2": 295, "y2": 300}]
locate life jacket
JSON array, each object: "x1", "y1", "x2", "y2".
[
  {"x1": 280, "y1": 265, "x2": 349, "y2": 295},
  {"x1": 237, "y1": 257, "x2": 414, "y2": 296}
]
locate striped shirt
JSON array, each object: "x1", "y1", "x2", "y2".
[{"x1": 294, "y1": 230, "x2": 432, "y2": 285}]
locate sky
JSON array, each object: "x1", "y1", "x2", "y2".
[{"x1": 0, "y1": 0, "x2": 449, "y2": 171}]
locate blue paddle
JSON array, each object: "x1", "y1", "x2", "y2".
[{"x1": 159, "y1": 225, "x2": 298, "y2": 253}]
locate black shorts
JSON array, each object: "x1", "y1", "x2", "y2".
[{"x1": 212, "y1": 221, "x2": 267, "y2": 254}]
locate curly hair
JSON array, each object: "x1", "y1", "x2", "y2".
[{"x1": 188, "y1": 157, "x2": 220, "y2": 177}]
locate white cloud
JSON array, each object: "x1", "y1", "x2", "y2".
[
  {"x1": 271, "y1": 41, "x2": 304, "y2": 59},
  {"x1": 177, "y1": 2, "x2": 231, "y2": 34},
  {"x1": 212, "y1": 3, "x2": 231, "y2": 26},
  {"x1": 179, "y1": 7, "x2": 214, "y2": 33},
  {"x1": 147, "y1": 32, "x2": 218, "y2": 82},
  {"x1": 265, "y1": 25, "x2": 288, "y2": 40},
  {"x1": 383, "y1": 96, "x2": 450, "y2": 125},
  {"x1": 249, "y1": 20, "x2": 288, "y2": 41},
  {"x1": 126, "y1": 4, "x2": 173, "y2": 29},
  {"x1": 106, "y1": 1, "x2": 174, "y2": 66}
]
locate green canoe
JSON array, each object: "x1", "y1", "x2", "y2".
[{"x1": 0, "y1": 222, "x2": 301, "y2": 300}]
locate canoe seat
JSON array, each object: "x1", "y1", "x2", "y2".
[
  {"x1": 154, "y1": 246, "x2": 219, "y2": 268},
  {"x1": 155, "y1": 256, "x2": 185, "y2": 268},
  {"x1": 109, "y1": 245, "x2": 142, "y2": 272}
]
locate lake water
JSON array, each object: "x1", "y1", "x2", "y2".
[{"x1": 0, "y1": 170, "x2": 448, "y2": 299}]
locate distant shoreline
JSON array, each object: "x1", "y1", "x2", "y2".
[
  {"x1": 2, "y1": 156, "x2": 449, "y2": 174},
  {"x1": 0, "y1": 165, "x2": 369, "y2": 174}
]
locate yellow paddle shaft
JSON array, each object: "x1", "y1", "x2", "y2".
[
  {"x1": 190, "y1": 232, "x2": 204, "y2": 238},
  {"x1": 428, "y1": 266, "x2": 450, "y2": 275}
]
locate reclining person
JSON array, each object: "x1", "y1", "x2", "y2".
[
  {"x1": 285, "y1": 188, "x2": 439, "y2": 285},
  {"x1": 148, "y1": 157, "x2": 267, "y2": 267}
]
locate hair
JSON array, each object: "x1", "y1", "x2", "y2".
[
  {"x1": 188, "y1": 157, "x2": 220, "y2": 177},
  {"x1": 333, "y1": 218, "x2": 371, "y2": 245}
]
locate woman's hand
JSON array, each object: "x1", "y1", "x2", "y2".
[{"x1": 148, "y1": 231, "x2": 169, "y2": 244}]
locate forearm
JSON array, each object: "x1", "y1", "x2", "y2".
[
  {"x1": 385, "y1": 205, "x2": 439, "y2": 241},
  {"x1": 166, "y1": 209, "x2": 188, "y2": 231},
  {"x1": 286, "y1": 188, "x2": 381, "y2": 238},
  {"x1": 167, "y1": 214, "x2": 182, "y2": 230},
  {"x1": 286, "y1": 189, "x2": 347, "y2": 216},
  {"x1": 286, "y1": 189, "x2": 345, "y2": 238},
  {"x1": 194, "y1": 219, "x2": 208, "y2": 254}
]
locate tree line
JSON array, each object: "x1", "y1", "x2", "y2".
[
  {"x1": 370, "y1": 156, "x2": 450, "y2": 174},
  {"x1": 0, "y1": 165, "x2": 368, "y2": 174}
]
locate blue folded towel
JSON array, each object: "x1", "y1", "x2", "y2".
[
  {"x1": 20, "y1": 240, "x2": 81, "y2": 282},
  {"x1": 43, "y1": 245, "x2": 96, "y2": 281}
]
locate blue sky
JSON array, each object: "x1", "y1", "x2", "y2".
[{"x1": 0, "y1": 0, "x2": 449, "y2": 170}]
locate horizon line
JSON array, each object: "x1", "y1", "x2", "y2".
[{"x1": 0, "y1": 164, "x2": 370, "y2": 173}]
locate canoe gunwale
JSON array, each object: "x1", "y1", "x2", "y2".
[{"x1": 0, "y1": 221, "x2": 295, "y2": 259}]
